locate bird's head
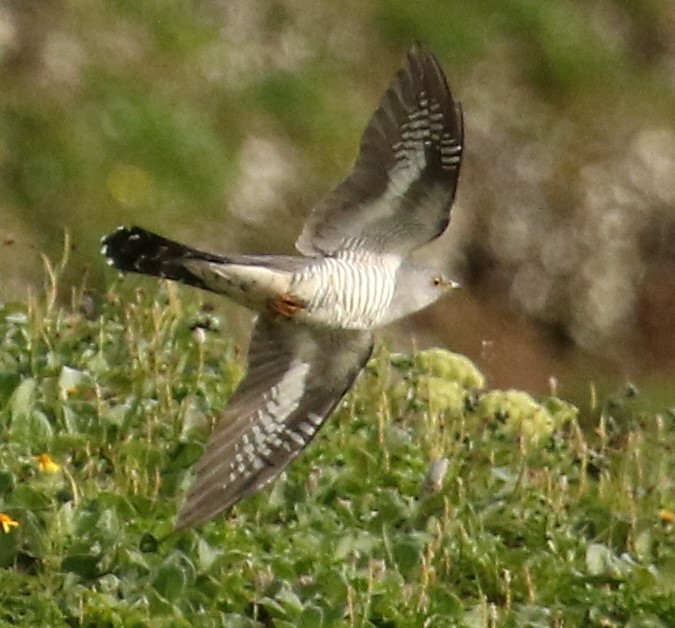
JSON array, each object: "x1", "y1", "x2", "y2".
[{"x1": 382, "y1": 263, "x2": 460, "y2": 325}]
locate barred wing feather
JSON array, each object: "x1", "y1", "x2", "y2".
[
  {"x1": 176, "y1": 316, "x2": 373, "y2": 529},
  {"x1": 296, "y1": 44, "x2": 463, "y2": 257}
]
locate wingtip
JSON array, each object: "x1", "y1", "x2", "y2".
[
  {"x1": 408, "y1": 39, "x2": 425, "y2": 53},
  {"x1": 406, "y1": 40, "x2": 436, "y2": 64},
  {"x1": 173, "y1": 502, "x2": 220, "y2": 532},
  {"x1": 403, "y1": 42, "x2": 451, "y2": 102},
  {"x1": 173, "y1": 499, "x2": 194, "y2": 531}
]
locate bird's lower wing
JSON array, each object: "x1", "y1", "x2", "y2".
[{"x1": 175, "y1": 316, "x2": 373, "y2": 529}]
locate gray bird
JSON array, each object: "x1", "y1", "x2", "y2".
[{"x1": 102, "y1": 44, "x2": 463, "y2": 529}]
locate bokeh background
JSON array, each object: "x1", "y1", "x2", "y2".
[{"x1": 1, "y1": 0, "x2": 674, "y2": 404}]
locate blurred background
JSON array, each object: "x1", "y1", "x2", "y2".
[{"x1": 1, "y1": 0, "x2": 674, "y2": 405}]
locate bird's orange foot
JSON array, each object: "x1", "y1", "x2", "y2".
[{"x1": 267, "y1": 294, "x2": 305, "y2": 318}]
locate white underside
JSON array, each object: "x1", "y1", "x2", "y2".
[{"x1": 290, "y1": 251, "x2": 401, "y2": 330}]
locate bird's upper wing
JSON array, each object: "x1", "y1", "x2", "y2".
[
  {"x1": 295, "y1": 44, "x2": 463, "y2": 257},
  {"x1": 175, "y1": 316, "x2": 373, "y2": 529}
]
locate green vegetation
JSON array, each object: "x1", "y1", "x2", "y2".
[
  {"x1": 2, "y1": 0, "x2": 674, "y2": 296},
  {"x1": 1, "y1": 2, "x2": 675, "y2": 623},
  {"x1": 0, "y1": 259, "x2": 673, "y2": 626},
  {"x1": 2, "y1": 0, "x2": 675, "y2": 401}
]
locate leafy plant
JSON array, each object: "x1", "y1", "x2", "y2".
[{"x1": 0, "y1": 266, "x2": 672, "y2": 624}]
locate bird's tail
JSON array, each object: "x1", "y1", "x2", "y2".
[{"x1": 101, "y1": 226, "x2": 229, "y2": 290}]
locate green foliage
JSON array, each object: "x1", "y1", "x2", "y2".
[
  {"x1": 0, "y1": 275, "x2": 673, "y2": 625},
  {"x1": 3, "y1": 0, "x2": 674, "y2": 272},
  {"x1": 109, "y1": 0, "x2": 220, "y2": 53},
  {"x1": 375, "y1": 0, "x2": 636, "y2": 95}
]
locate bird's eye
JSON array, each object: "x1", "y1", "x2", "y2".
[{"x1": 432, "y1": 275, "x2": 443, "y2": 287}]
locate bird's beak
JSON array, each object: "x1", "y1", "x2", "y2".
[{"x1": 446, "y1": 278, "x2": 461, "y2": 290}]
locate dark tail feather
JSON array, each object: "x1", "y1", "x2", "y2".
[{"x1": 101, "y1": 226, "x2": 228, "y2": 289}]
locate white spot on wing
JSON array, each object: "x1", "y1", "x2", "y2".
[
  {"x1": 298, "y1": 421, "x2": 316, "y2": 436},
  {"x1": 242, "y1": 355, "x2": 311, "y2": 458}
]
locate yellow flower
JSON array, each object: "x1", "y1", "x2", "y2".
[
  {"x1": 36, "y1": 453, "x2": 61, "y2": 474},
  {"x1": 659, "y1": 509, "x2": 675, "y2": 524},
  {"x1": 0, "y1": 513, "x2": 19, "y2": 534}
]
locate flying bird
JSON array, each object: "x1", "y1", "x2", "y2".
[{"x1": 102, "y1": 44, "x2": 463, "y2": 529}]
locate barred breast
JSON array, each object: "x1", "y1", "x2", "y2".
[{"x1": 289, "y1": 250, "x2": 400, "y2": 330}]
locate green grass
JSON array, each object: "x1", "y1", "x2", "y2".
[{"x1": 0, "y1": 260, "x2": 673, "y2": 626}]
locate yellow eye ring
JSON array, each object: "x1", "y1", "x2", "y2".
[{"x1": 432, "y1": 275, "x2": 443, "y2": 287}]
